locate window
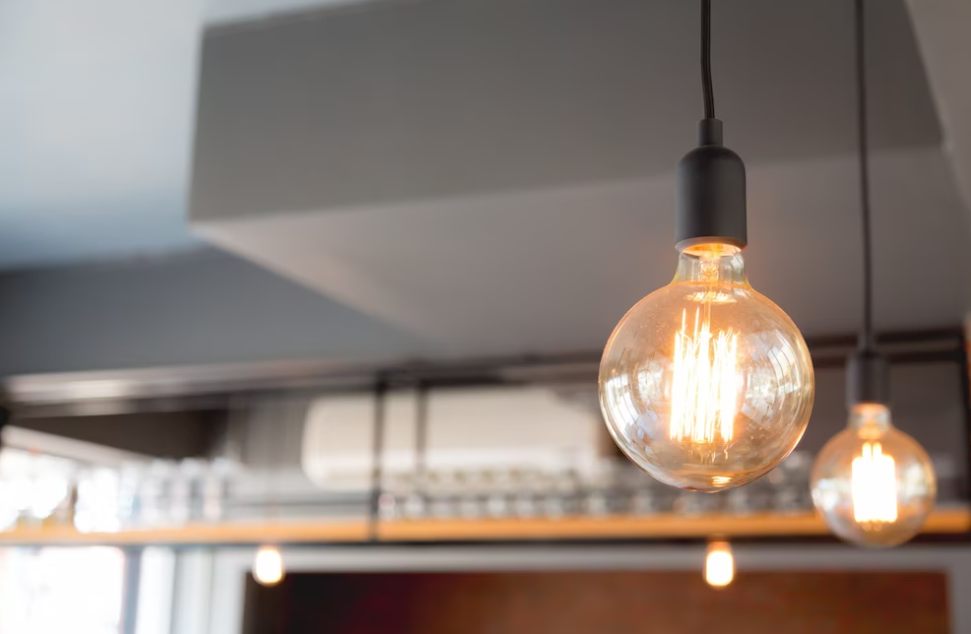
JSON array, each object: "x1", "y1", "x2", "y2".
[{"x1": 0, "y1": 547, "x2": 126, "y2": 634}]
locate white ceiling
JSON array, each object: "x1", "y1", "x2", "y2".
[
  {"x1": 0, "y1": 0, "x2": 368, "y2": 271},
  {"x1": 0, "y1": 0, "x2": 203, "y2": 269}
]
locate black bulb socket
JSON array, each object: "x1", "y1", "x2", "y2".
[
  {"x1": 676, "y1": 119, "x2": 748, "y2": 252},
  {"x1": 846, "y1": 349, "x2": 890, "y2": 408}
]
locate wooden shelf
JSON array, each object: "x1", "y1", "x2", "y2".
[
  {"x1": 0, "y1": 508, "x2": 967, "y2": 546},
  {"x1": 0, "y1": 520, "x2": 370, "y2": 546},
  {"x1": 377, "y1": 507, "x2": 971, "y2": 542}
]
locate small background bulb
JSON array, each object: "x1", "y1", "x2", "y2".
[
  {"x1": 811, "y1": 403, "x2": 936, "y2": 548},
  {"x1": 705, "y1": 540, "x2": 734, "y2": 588},
  {"x1": 253, "y1": 545, "x2": 285, "y2": 586}
]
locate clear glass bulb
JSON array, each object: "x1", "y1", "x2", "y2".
[
  {"x1": 705, "y1": 540, "x2": 734, "y2": 588},
  {"x1": 253, "y1": 545, "x2": 285, "y2": 586},
  {"x1": 810, "y1": 403, "x2": 936, "y2": 548},
  {"x1": 599, "y1": 244, "x2": 814, "y2": 491}
]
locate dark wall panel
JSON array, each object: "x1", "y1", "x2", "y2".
[{"x1": 243, "y1": 570, "x2": 948, "y2": 634}]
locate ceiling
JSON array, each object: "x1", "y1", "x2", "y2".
[
  {"x1": 191, "y1": 0, "x2": 971, "y2": 357},
  {"x1": 0, "y1": 0, "x2": 201, "y2": 269},
  {"x1": 205, "y1": 0, "x2": 363, "y2": 24},
  {"x1": 0, "y1": 0, "x2": 968, "y2": 374},
  {"x1": 0, "y1": 0, "x2": 374, "y2": 271}
]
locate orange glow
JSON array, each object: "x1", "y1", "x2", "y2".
[
  {"x1": 705, "y1": 541, "x2": 734, "y2": 588},
  {"x1": 852, "y1": 442, "x2": 898, "y2": 525},
  {"x1": 253, "y1": 546, "x2": 285, "y2": 586}
]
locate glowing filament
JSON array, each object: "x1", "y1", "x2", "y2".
[
  {"x1": 670, "y1": 307, "x2": 738, "y2": 444},
  {"x1": 852, "y1": 442, "x2": 898, "y2": 525}
]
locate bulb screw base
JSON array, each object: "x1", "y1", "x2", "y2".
[
  {"x1": 847, "y1": 349, "x2": 890, "y2": 407},
  {"x1": 675, "y1": 120, "x2": 748, "y2": 252}
]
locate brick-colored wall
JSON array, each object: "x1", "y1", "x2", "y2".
[{"x1": 245, "y1": 570, "x2": 948, "y2": 634}]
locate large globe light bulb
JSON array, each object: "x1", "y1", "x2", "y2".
[
  {"x1": 811, "y1": 403, "x2": 936, "y2": 548},
  {"x1": 599, "y1": 243, "x2": 815, "y2": 491}
]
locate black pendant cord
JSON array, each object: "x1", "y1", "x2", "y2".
[
  {"x1": 701, "y1": 0, "x2": 715, "y2": 120},
  {"x1": 855, "y1": 0, "x2": 875, "y2": 352},
  {"x1": 368, "y1": 377, "x2": 388, "y2": 541},
  {"x1": 675, "y1": 0, "x2": 746, "y2": 251},
  {"x1": 414, "y1": 380, "x2": 429, "y2": 501},
  {"x1": 845, "y1": 0, "x2": 888, "y2": 407}
]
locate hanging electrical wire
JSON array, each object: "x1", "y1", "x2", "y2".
[
  {"x1": 701, "y1": 0, "x2": 715, "y2": 120},
  {"x1": 854, "y1": 0, "x2": 874, "y2": 351}
]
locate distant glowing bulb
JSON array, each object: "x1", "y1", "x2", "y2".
[
  {"x1": 705, "y1": 540, "x2": 734, "y2": 588},
  {"x1": 600, "y1": 244, "x2": 815, "y2": 491},
  {"x1": 811, "y1": 403, "x2": 936, "y2": 548},
  {"x1": 253, "y1": 546, "x2": 285, "y2": 586}
]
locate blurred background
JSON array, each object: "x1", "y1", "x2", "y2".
[{"x1": 0, "y1": 0, "x2": 969, "y2": 632}]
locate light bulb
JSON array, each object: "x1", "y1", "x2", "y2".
[
  {"x1": 599, "y1": 244, "x2": 814, "y2": 491},
  {"x1": 705, "y1": 540, "x2": 734, "y2": 588},
  {"x1": 811, "y1": 403, "x2": 936, "y2": 548},
  {"x1": 253, "y1": 545, "x2": 285, "y2": 586}
]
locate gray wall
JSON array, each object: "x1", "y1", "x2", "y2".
[{"x1": 0, "y1": 249, "x2": 428, "y2": 375}]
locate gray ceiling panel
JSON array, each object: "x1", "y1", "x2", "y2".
[
  {"x1": 189, "y1": 0, "x2": 967, "y2": 358},
  {"x1": 192, "y1": 0, "x2": 941, "y2": 221},
  {"x1": 0, "y1": 249, "x2": 431, "y2": 375}
]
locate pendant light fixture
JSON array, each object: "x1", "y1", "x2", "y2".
[
  {"x1": 809, "y1": 0, "x2": 936, "y2": 548},
  {"x1": 599, "y1": 0, "x2": 815, "y2": 492},
  {"x1": 253, "y1": 400, "x2": 288, "y2": 585}
]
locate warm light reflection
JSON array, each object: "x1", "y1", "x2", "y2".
[
  {"x1": 670, "y1": 306, "x2": 738, "y2": 444},
  {"x1": 852, "y1": 441, "x2": 898, "y2": 525},
  {"x1": 253, "y1": 546, "x2": 285, "y2": 586},
  {"x1": 705, "y1": 540, "x2": 734, "y2": 588}
]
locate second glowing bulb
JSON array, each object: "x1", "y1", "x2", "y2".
[{"x1": 811, "y1": 403, "x2": 936, "y2": 548}]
